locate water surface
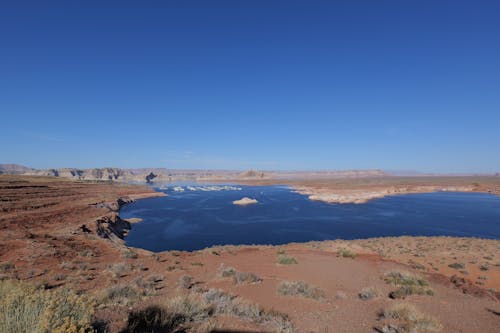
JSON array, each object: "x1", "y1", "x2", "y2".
[{"x1": 121, "y1": 185, "x2": 500, "y2": 252}]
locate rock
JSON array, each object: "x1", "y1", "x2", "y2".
[{"x1": 232, "y1": 197, "x2": 258, "y2": 206}]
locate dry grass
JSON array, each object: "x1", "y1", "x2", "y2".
[
  {"x1": 381, "y1": 303, "x2": 442, "y2": 333},
  {"x1": 277, "y1": 280, "x2": 326, "y2": 301}
]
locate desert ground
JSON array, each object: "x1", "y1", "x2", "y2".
[{"x1": 0, "y1": 175, "x2": 499, "y2": 332}]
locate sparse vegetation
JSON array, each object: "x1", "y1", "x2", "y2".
[
  {"x1": 109, "y1": 263, "x2": 131, "y2": 278},
  {"x1": 381, "y1": 303, "x2": 442, "y2": 333},
  {"x1": 178, "y1": 274, "x2": 193, "y2": 289},
  {"x1": 358, "y1": 287, "x2": 379, "y2": 300},
  {"x1": 0, "y1": 262, "x2": 15, "y2": 273},
  {"x1": 122, "y1": 248, "x2": 138, "y2": 259},
  {"x1": 122, "y1": 291, "x2": 295, "y2": 333},
  {"x1": 233, "y1": 271, "x2": 262, "y2": 285},
  {"x1": 277, "y1": 280, "x2": 325, "y2": 301},
  {"x1": 100, "y1": 285, "x2": 141, "y2": 306},
  {"x1": 218, "y1": 264, "x2": 237, "y2": 277},
  {"x1": 337, "y1": 248, "x2": 356, "y2": 259},
  {"x1": 384, "y1": 271, "x2": 434, "y2": 299},
  {"x1": 448, "y1": 262, "x2": 465, "y2": 270},
  {"x1": 218, "y1": 265, "x2": 262, "y2": 285},
  {"x1": 277, "y1": 254, "x2": 298, "y2": 265}
]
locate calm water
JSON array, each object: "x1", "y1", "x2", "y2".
[{"x1": 121, "y1": 185, "x2": 500, "y2": 252}]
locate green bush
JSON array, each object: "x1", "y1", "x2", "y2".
[{"x1": 277, "y1": 254, "x2": 298, "y2": 265}]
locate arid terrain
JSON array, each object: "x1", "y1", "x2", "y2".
[{"x1": 1, "y1": 175, "x2": 499, "y2": 332}]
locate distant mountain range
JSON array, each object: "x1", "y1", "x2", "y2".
[{"x1": 0, "y1": 164, "x2": 390, "y2": 183}]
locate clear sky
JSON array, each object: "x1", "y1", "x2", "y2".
[{"x1": 1, "y1": 1, "x2": 499, "y2": 173}]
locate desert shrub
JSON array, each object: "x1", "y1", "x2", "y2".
[
  {"x1": 384, "y1": 271, "x2": 429, "y2": 287},
  {"x1": 122, "y1": 292, "x2": 295, "y2": 333},
  {"x1": 122, "y1": 249, "x2": 138, "y2": 259},
  {"x1": 109, "y1": 263, "x2": 132, "y2": 278},
  {"x1": 358, "y1": 287, "x2": 379, "y2": 300},
  {"x1": 178, "y1": 275, "x2": 193, "y2": 289},
  {"x1": 191, "y1": 262, "x2": 203, "y2": 267},
  {"x1": 277, "y1": 254, "x2": 298, "y2": 265},
  {"x1": 121, "y1": 304, "x2": 188, "y2": 333},
  {"x1": 53, "y1": 274, "x2": 66, "y2": 281},
  {"x1": 0, "y1": 262, "x2": 15, "y2": 273},
  {"x1": 203, "y1": 288, "x2": 234, "y2": 313},
  {"x1": 233, "y1": 271, "x2": 262, "y2": 285},
  {"x1": 0, "y1": 280, "x2": 94, "y2": 333},
  {"x1": 448, "y1": 262, "x2": 465, "y2": 270},
  {"x1": 277, "y1": 280, "x2": 325, "y2": 301},
  {"x1": 101, "y1": 285, "x2": 140, "y2": 306},
  {"x1": 337, "y1": 248, "x2": 356, "y2": 259},
  {"x1": 218, "y1": 264, "x2": 237, "y2": 277},
  {"x1": 389, "y1": 285, "x2": 434, "y2": 299},
  {"x1": 382, "y1": 303, "x2": 442, "y2": 333},
  {"x1": 384, "y1": 271, "x2": 433, "y2": 299},
  {"x1": 480, "y1": 263, "x2": 490, "y2": 271},
  {"x1": 202, "y1": 289, "x2": 295, "y2": 331}
]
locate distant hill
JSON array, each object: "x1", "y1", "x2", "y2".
[
  {"x1": 0, "y1": 164, "x2": 35, "y2": 174},
  {"x1": 0, "y1": 164, "x2": 389, "y2": 183}
]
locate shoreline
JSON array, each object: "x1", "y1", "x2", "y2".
[{"x1": 291, "y1": 184, "x2": 484, "y2": 204}]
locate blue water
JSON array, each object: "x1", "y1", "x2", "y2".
[{"x1": 121, "y1": 185, "x2": 500, "y2": 252}]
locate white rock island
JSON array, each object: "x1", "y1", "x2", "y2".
[{"x1": 232, "y1": 197, "x2": 258, "y2": 206}]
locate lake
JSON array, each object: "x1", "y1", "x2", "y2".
[{"x1": 121, "y1": 185, "x2": 500, "y2": 252}]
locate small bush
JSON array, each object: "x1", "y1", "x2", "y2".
[
  {"x1": 122, "y1": 304, "x2": 191, "y2": 333},
  {"x1": 109, "y1": 263, "x2": 131, "y2": 278},
  {"x1": 0, "y1": 262, "x2": 14, "y2": 273},
  {"x1": 218, "y1": 264, "x2": 236, "y2": 278},
  {"x1": 53, "y1": 274, "x2": 66, "y2": 281},
  {"x1": 338, "y1": 248, "x2": 356, "y2": 259},
  {"x1": 122, "y1": 292, "x2": 295, "y2": 333},
  {"x1": 277, "y1": 254, "x2": 298, "y2": 265},
  {"x1": 233, "y1": 271, "x2": 262, "y2": 285},
  {"x1": 0, "y1": 280, "x2": 94, "y2": 333},
  {"x1": 358, "y1": 287, "x2": 379, "y2": 300},
  {"x1": 384, "y1": 271, "x2": 433, "y2": 299},
  {"x1": 178, "y1": 275, "x2": 193, "y2": 289},
  {"x1": 382, "y1": 303, "x2": 442, "y2": 333},
  {"x1": 384, "y1": 271, "x2": 429, "y2": 287},
  {"x1": 122, "y1": 249, "x2": 138, "y2": 259},
  {"x1": 277, "y1": 280, "x2": 325, "y2": 301},
  {"x1": 448, "y1": 262, "x2": 465, "y2": 270},
  {"x1": 101, "y1": 285, "x2": 140, "y2": 306},
  {"x1": 480, "y1": 263, "x2": 490, "y2": 271}
]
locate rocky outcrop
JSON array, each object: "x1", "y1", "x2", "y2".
[{"x1": 96, "y1": 213, "x2": 131, "y2": 240}]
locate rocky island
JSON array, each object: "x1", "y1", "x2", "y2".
[{"x1": 232, "y1": 197, "x2": 258, "y2": 205}]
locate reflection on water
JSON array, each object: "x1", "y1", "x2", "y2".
[{"x1": 121, "y1": 185, "x2": 500, "y2": 252}]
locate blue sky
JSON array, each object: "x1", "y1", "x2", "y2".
[{"x1": 1, "y1": 1, "x2": 499, "y2": 173}]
